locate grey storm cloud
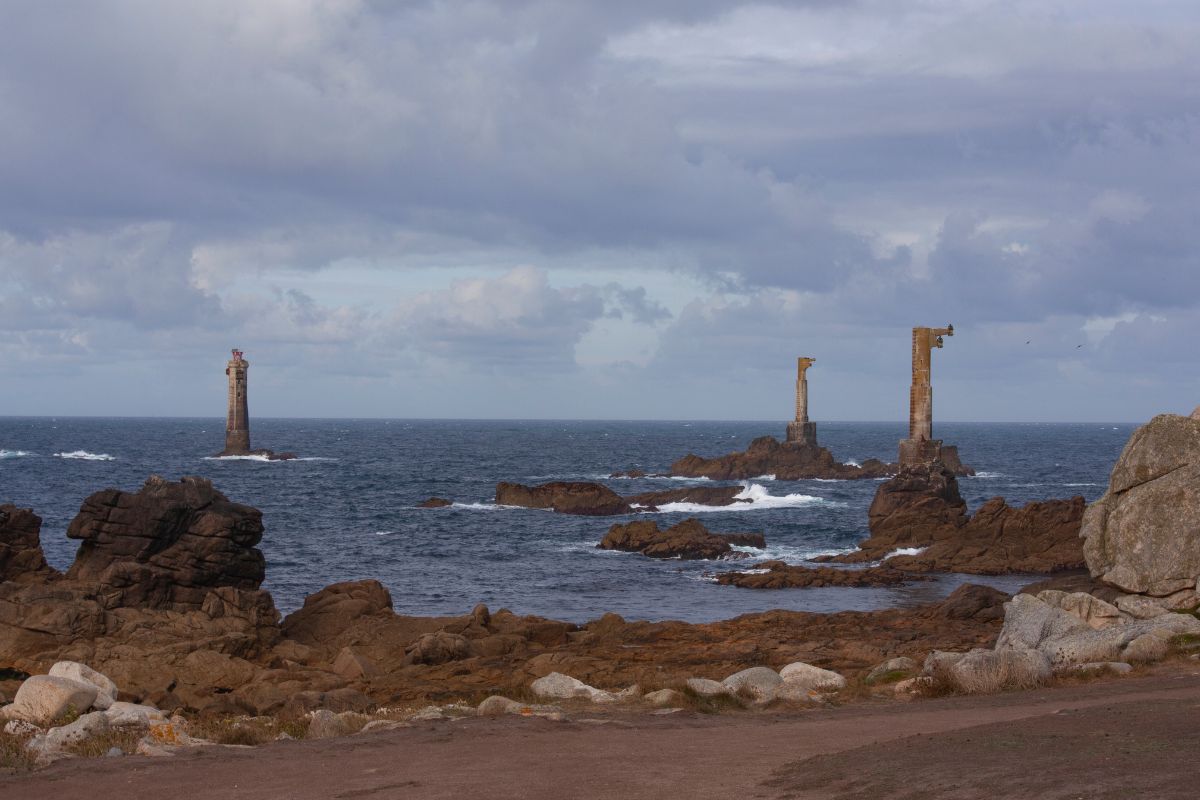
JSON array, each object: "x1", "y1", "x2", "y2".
[{"x1": 0, "y1": 0, "x2": 1197, "y2": 418}]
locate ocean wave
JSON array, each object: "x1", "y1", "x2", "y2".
[
  {"x1": 971, "y1": 471, "x2": 1005, "y2": 478},
  {"x1": 846, "y1": 459, "x2": 861, "y2": 467},
  {"x1": 0, "y1": 450, "x2": 33, "y2": 459},
  {"x1": 750, "y1": 474, "x2": 776, "y2": 481},
  {"x1": 882, "y1": 546, "x2": 927, "y2": 559},
  {"x1": 451, "y1": 502, "x2": 547, "y2": 512},
  {"x1": 54, "y1": 451, "x2": 115, "y2": 461},
  {"x1": 204, "y1": 455, "x2": 332, "y2": 462},
  {"x1": 1063, "y1": 482, "x2": 1099, "y2": 487},
  {"x1": 647, "y1": 482, "x2": 835, "y2": 514},
  {"x1": 730, "y1": 543, "x2": 856, "y2": 563}
]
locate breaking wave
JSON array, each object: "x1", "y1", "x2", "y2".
[
  {"x1": 54, "y1": 451, "x2": 115, "y2": 461},
  {"x1": 882, "y1": 546, "x2": 927, "y2": 559},
  {"x1": 0, "y1": 450, "x2": 33, "y2": 459},
  {"x1": 647, "y1": 482, "x2": 834, "y2": 514},
  {"x1": 971, "y1": 471, "x2": 1005, "y2": 478}
]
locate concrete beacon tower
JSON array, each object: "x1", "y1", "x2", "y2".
[
  {"x1": 898, "y1": 325, "x2": 953, "y2": 466},
  {"x1": 785, "y1": 357, "x2": 818, "y2": 446},
  {"x1": 223, "y1": 348, "x2": 251, "y2": 455}
]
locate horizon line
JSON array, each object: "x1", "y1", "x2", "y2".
[{"x1": 0, "y1": 414, "x2": 1144, "y2": 425}]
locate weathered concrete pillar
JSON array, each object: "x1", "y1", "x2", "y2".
[
  {"x1": 899, "y1": 325, "x2": 953, "y2": 466},
  {"x1": 223, "y1": 348, "x2": 251, "y2": 455},
  {"x1": 786, "y1": 357, "x2": 818, "y2": 446}
]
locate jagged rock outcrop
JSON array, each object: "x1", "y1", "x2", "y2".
[
  {"x1": 495, "y1": 481, "x2": 747, "y2": 515},
  {"x1": 598, "y1": 518, "x2": 764, "y2": 560},
  {"x1": 887, "y1": 496, "x2": 1087, "y2": 575},
  {"x1": 823, "y1": 461, "x2": 1085, "y2": 574},
  {"x1": 715, "y1": 561, "x2": 920, "y2": 589},
  {"x1": 0, "y1": 505, "x2": 54, "y2": 583},
  {"x1": 1081, "y1": 413, "x2": 1200, "y2": 597},
  {"x1": 65, "y1": 476, "x2": 271, "y2": 612},
  {"x1": 670, "y1": 436, "x2": 895, "y2": 481}
]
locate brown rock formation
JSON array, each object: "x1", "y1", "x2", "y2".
[
  {"x1": 494, "y1": 481, "x2": 747, "y2": 515},
  {"x1": 0, "y1": 505, "x2": 53, "y2": 583},
  {"x1": 418, "y1": 497, "x2": 452, "y2": 508},
  {"x1": 66, "y1": 475, "x2": 271, "y2": 612},
  {"x1": 495, "y1": 481, "x2": 630, "y2": 515},
  {"x1": 715, "y1": 561, "x2": 921, "y2": 589},
  {"x1": 598, "y1": 518, "x2": 764, "y2": 560},
  {"x1": 670, "y1": 436, "x2": 895, "y2": 481},
  {"x1": 823, "y1": 461, "x2": 1085, "y2": 574}
]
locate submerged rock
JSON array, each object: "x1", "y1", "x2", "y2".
[{"x1": 598, "y1": 518, "x2": 764, "y2": 560}]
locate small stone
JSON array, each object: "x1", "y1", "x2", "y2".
[
  {"x1": 477, "y1": 696, "x2": 523, "y2": 717},
  {"x1": 684, "y1": 678, "x2": 730, "y2": 698},
  {"x1": 865, "y1": 657, "x2": 917, "y2": 685},
  {"x1": 105, "y1": 701, "x2": 165, "y2": 728},
  {"x1": 4, "y1": 719, "x2": 41, "y2": 736},
  {"x1": 530, "y1": 672, "x2": 615, "y2": 703},
  {"x1": 105, "y1": 746, "x2": 124, "y2": 757},
  {"x1": 471, "y1": 603, "x2": 491, "y2": 627},
  {"x1": 1069, "y1": 662, "x2": 1133, "y2": 675},
  {"x1": 770, "y1": 682, "x2": 824, "y2": 704},
  {"x1": 359, "y1": 719, "x2": 411, "y2": 733},
  {"x1": 307, "y1": 709, "x2": 351, "y2": 739},
  {"x1": 643, "y1": 689, "x2": 684, "y2": 708},
  {"x1": 1122, "y1": 632, "x2": 1170, "y2": 663}
]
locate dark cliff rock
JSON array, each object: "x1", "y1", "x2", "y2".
[
  {"x1": 598, "y1": 518, "x2": 764, "y2": 560},
  {"x1": 822, "y1": 461, "x2": 1085, "y2": 574},
  {"x1": 66, "y1": 475, "x2": 269, "y2": 611},
  {"x1": 418, "y1": 497, "x2": 453, "y2": 508},
  {"x1": 670, "y1": 436, "x2": 896, "y2": 481},
  {"x1": 0, "y1": 505, "x2": 55, "y2": 583}
]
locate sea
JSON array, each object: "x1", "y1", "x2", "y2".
[{"x1": 0, "y1": 418, "x2": 1132, "y2": 623}]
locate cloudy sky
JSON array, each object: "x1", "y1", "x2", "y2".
[{"x1": 1, "y1": 0, "x2": 1197, "y2": 422}]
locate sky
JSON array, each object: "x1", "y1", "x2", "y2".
[{"x1": 1, "y1": 0, "x2": 1197, "y2": 422}]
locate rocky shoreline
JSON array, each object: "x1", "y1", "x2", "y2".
[{"x1": 4, "y1": 411, "x2": 1200, "y2": 771}]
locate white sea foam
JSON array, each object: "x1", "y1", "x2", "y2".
[
  {"x1": 750, "y1": 474, "x2": 776, "y2": 481},
  {"x1": 730, "y1": 543, "x2": 856, "y2": 563},
  {"x1": 1063, "y1": 482, "x2": 1099, "y2": 487},
  {"x1": 971, "y1": 471, "x2": 1005, "y2": 478},
  {"x1": 648, "y1": 482, "x2": 834, "y2": 514},
  {"x1": 205, "y1": 454, "x2": 273, "y2": 462},
  {"x1": 882, "y1": 546, "x2": 927, "y2": 559},
  {"x1": 54, "y1": 451, "x2": 115, "y2": 461},
  {"x1": 204, "y1": 455, "x2": 331, "y2": 462},
  {"x1": 452, "y1": 502, "x2": 548, "y2": 512},
  {"x1": 0, "y1": 450, "x2": 33, "y2": 459},
  {"x1": 846, "y1": 459, "x2": 861, "y2": 467}
]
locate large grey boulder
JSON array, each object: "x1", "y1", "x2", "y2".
[
  {"x1": 530, "y1": 672, "x2": 615, "y2": 703},
  {"x1": 778, "y1": 662, "x2": 847, "y2": 692},
  {"x1": 48, "y1": 662, "x2": 118, "y2": 710},
  {"x1": 996, "y1": 591, "x2": 1200, "y2": 668},
  {"x1": 721, "y1": 667, "x2": 782, "y2": 701},
  {"x1": 943, "y1": 649, "x2": 1052, "y2": 693},
  {"x1": 26, "y1": 710, "x2": 110, "y2": 762},
  {"x1": 3, "y1": 675, "x2": 98, "y2": 725},
  {"x1": 1081, "y1": 414, "x2": 1200, "y2": 596},
  {"x1": 684, "y1": 677, "x2": 730, "y2": 698}
]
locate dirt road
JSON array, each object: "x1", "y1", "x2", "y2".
[{"x1": 6, "y1": 668, "x2": 1200, "y2": 800}]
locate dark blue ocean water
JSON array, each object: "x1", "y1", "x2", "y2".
[{"x1": 0, "y1": 418, "x2": 1132, "y2": 622}]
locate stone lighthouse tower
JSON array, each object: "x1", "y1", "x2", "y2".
[
  {"x1": 222, "y1": 348, "x2": 251, "y2": 455},
  {"x1": 785, "y1": 357, "x2": 818, "y2": 446}
]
